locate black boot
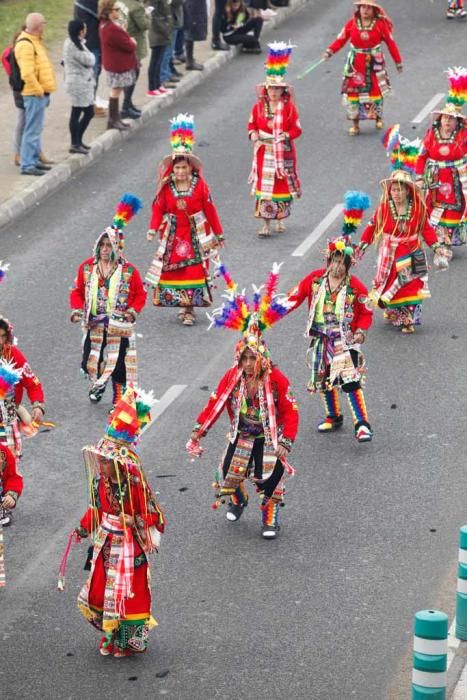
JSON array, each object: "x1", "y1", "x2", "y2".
[
  {"x1": 107, "y1": 97, "x2": 129, "y2": 131},
  {"x1": 122, "y1": 84, "x2": 141, "y2": 119},
  {"x1": 185, "y1": 40, "x2": 204, "y2": 71}
]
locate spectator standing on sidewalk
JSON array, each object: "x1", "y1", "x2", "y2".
[
  {"x1": 170, "y1": 0, "x2": 185, "y2": 71},
  {"x1": 63, "y1": 20, "x2": 96, "y2": 154},
  {"x1": 98, "y1": 0, "x2": 138, "y2": 130},
  {"x1": 221, "y1": 0, "x2": 263, "y2": 53},
  {"x1": 147, "y1": 0, "x2": 173, "y2": 96},
  {"x1": 14, "y1": 13, "x2": 56, "y2": 177},
  {"x1": 212, "y1": 0, "x2": 230, "y2": 50},
  {"x1": 184, "y1": 0, "x2": 207, "y2": 70},
  {"x1": 123, "y1": 0, "x2": 151, "y2": 117},
  {"x1": 74, "y1": 0, "x2": 103, "y2": 92}
]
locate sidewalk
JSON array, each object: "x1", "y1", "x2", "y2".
[
  {"x1": 0, "y1": 0, "x2": 309, "y2": 229},
  {"x1": 448, "y1": 623, "x2": 467, "y2": 698}
]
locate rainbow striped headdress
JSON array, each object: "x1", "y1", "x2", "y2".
[
  {"x1": 432, "y1": 67, "x2": 467, "y2": 121},
  {"x1": 265, "y1": 42, "x2": 295, "y2": 86},
  {"x1": 93, "y1": 385, "x2": 158, "y2": 463},
  {"x1": 208, "y1": 262, "x2": 291, "y2": 366},
  {"x1": 170, "y1": 113, "x2": 195, "y2": 155},
  {"x1": 0, "y1": 359, "x2": 21, "y2": 400},
  {"x1": 94, "y1": 193, "x2": 143, "y2": 258},
  {"x1": 381, "y1": 124, "x2": 421, "y2": 187},
  {"x1": 326, "y1": 191, "x2": 371, "y2": 261}
]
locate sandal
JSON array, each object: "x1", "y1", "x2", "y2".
[
  {"x1": 182, "y1": 311, "x2": 195, "y2": 326},
  {"x1": 349, "y1": 125, "x2": 360, "y2": 136},
  {"x1": 401, "y1": 324, "x2": 415, "y2": 334},
  {"x1": 275, "y1": 220, "x2": 286, "y2": 233},
  {"x1": 258, "y1": 222, "x2": 270, "y2": 237},
  {"x1": 375, "y1": 119, "x2": 384, "y2": 130}
]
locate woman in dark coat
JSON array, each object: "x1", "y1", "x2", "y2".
[{"x1": 183, "y1": 0, "x2": 207, "y2": 70}]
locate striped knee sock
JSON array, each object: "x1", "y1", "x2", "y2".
[
  {"x1": 346, "y1": 387, "x2": 369, "y2": 427},
  {"x1": 321, "y1": 388, "x2": 341, "y2": 418},
  {"x1": 262, "y1": 499, "x2": 279, "y2": 527}
]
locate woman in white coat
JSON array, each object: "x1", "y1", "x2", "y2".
[{"x1": 63, "y1": 20, "x2": 96, "y2": 154}]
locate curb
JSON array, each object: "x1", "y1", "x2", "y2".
[
  {"x1": 0, "y1": 0, "x2": 310, "y2": 231},
  {"x1": 448, "y1": 630, "x2": 467, "y2": 697}
]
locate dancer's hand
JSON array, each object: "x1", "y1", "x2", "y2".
[
  {"x1": 275, "y1": 444, "x2": 289, "y2": 461},
  {"x1": 2, "y1": 494, "x2": 15, "y2": 509},
  {"x1": 31, "y1": 406, "x2": 44, "y2": 423},
  {"x1": 322, "y1": 50, "x2": 332, "y2": 60},
  {"x1": 147, "y1": 229, "x2": 157, "y2": 241}
]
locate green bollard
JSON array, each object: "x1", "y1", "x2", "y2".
[
  {"x1": 412, "y1": 609, "x2": 448, "y2": 699},
  {"x1": 456, "y1": 525, "x2": 467, "y2": 640}
]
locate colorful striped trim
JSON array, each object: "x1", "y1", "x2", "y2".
[
  {"x1": 255, "y1": 193, "x2": 293, "y2": 202},
  {"x1": 159, "y1": 279, "x2": 205, "y2": 289},
  {"x1": 384, "y1": 294, "x2": 424, "y2": 307}
]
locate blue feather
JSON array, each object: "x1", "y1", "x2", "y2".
[{"x1": 344, "y1": 190, "x2": 371, "y2": 211}]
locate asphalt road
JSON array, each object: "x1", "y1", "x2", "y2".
[{"x1": 1, "y1": 1, "x2": 467, "y2": 698}]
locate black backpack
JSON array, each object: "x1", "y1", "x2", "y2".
[{"x1": 8, "y1": 37, "x2": 35, "y2": 92}]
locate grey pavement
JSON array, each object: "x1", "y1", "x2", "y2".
[
  {"x1": 2, "y1": 1, "x2": 467, "y2": 699},
  {"x1": 0, "y1": 0, "x2": 309, "y2": 229}
]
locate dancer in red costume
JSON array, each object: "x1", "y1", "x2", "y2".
[
  {"x1": 415, "y1": 68, "x2": 467, "y2": 260},
  {"x1": 322, "y1": 0, "x2": 402, "y2": 135},
  {"x1": 70, "y1": 194, "x2": 146, "y2": 407},
  {"x1": 248, "y1": 41, "x2": 301, "y2": 237},
  {"x1": 187, "y1": 263, "x2": 299, "y2": 539},
  {"x1": 360, "y1": 126, "x2": 448, "y2": 334},
  {"x1": 146, "y1": 113, "x2": 223, "y2": 327},
  {"x1": 286, "y1": 192, "x2": 374, "y2": 443},
  {"x1": 76, "y1": 386, "x2": 165, "y2": 657}
]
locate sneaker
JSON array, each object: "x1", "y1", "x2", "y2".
[
  {"x1": 355, "y1": 425, "x2": 373, "y2": 443},
  {"x1": 35, "y1": 163, "x2": 52, "y2": 171},
  {"x1": 171, "y1": 68, "x2": 183, "y2": 78},
  {"x1": 0, "y1": 509, "x2": 12, "y2": 527},
  {"x1": 113, "y1": 647, "x2": 131, "y2": 658},
  {"x1": 21, "y1": 167, "x2": 45, "y2": 176},
  {"x1": 226, "y1": 501, "x2": 247, "y2": 522},
  {"x1": 446, "y1": 8, "x2": 456, "y2": 17},
  {"x1": 147, "y1": 89, "x2": 159, "y2": 96},
  {"x1": 89, "y1": 385, "x2": 106, "y2": 403},
  {"x1": 457, "y1": 8, "x2": 467, "y2": 16},
  {"x1": 99, "y1": 635, "x2": 114, "y2": 656},
  {"x1": 261, "y1": 8, "x2": 277, "y2": 17},
  {"x1": 317, "y1": 415, "x2": 344, "y2": 433},
  {"x1": 262, "y1": 524, "x2": 280, "y2": 539}
]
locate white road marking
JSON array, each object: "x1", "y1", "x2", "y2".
[
  {"x1": 151, "y1": 384, "x2": 187, "y2": 421},
  {"x1": 448, "y1": 618, "x2": 460, "y2": 671},
  {"x1": 412, "y1": 93, "x2": 445, "y2": 124},
  {"x1": 291, "y1": 203, "x2": 343, "y2": 257},
  {"x1": 453, "y1": 663, "x2": 467, "y2": 699}
]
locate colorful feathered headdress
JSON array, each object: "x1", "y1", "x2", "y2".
[
  {"x1": 161, "y1": 114, "x2": 202, "y2": 174},
  {"x1": 88, "y1": 385, "x2": 158, "y2": 464},
  {"x1": 383, "y1": 124, "x2": 420, "y2": 176},
  {"x1": 265, "y1": 42, "x2": 295, "y2": 86},
  {"x1": 170, "y1": 113, "x2": 195, "y2": 155},
  {"x1": 433, "y1": 67, "x2": 467, "y2": 121},
  {"x1": 0, "y1": 359, "x2": 21, "y2": 400},
  {"x1": 326, "y1": 191, "x2": 371, "y2": 261},
  {"x1": 94, "y1": 193, "x2": 143, "y2": 258},
  {"x1": 208, "y1": 262, "x2": 291, "y2": 367}
]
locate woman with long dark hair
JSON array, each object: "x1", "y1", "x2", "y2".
[
  {"x1": 63, "y1": 19, "x2": 96, "y2": 154},
  {"x1": 146, "y1": 114, "x2": 224, "y2": 326}
]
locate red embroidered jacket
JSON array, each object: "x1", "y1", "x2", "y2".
[
  {"x1": 1, "y1": 344, "x2": 45, "y2": 409},
  {"x1": 195, "y1": 366, "x2": 299, "y2": 444},
  {"x1": 80, "y1": 467, "x2": 165, "y2": 542},
  {"x1": 70, "y1": 258, "x2": 147, "y2": 318},
  {"x1": 287, "y1": 269, "x2": 373, "y2": 333},
  {"x1": 0, "y1": 445, "x2": 23, "y2": 500}
]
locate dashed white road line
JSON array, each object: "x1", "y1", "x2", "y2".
[
  {"x1": 291, "y1": 202, "x2": 343, "y2": 257},
  {"x1": 151, "y1": 384, "x2": 187, "y2": 421},
  {"x1": 412, "y1": 93, "x2": 445, "y2": 124}
]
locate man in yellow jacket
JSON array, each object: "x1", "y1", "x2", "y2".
[{"x1": 15, "y1": 13, "x2": 56, "y2": 176}]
